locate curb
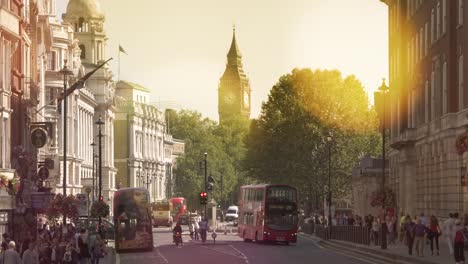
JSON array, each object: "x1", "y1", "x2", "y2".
[{"x1": 319, "y1": 239, "x2": 442, "y2": 264}]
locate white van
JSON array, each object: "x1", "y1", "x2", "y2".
[{"x1": 225, "y1": 205, "x2": 239, "y2": 221}]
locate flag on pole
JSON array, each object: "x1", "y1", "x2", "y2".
[
  {"x1": 119, "y1": 45, "x2": 128, "y2": 55},
  {"x1": 57, "y1": 58, "x2": 113, "y2": 105}
]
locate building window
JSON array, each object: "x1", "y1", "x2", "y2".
[
  {"x1": 431, "y1": 69, "x2": 435, "y2": 120},
  {"x1": 437, "y1": 1, "x2": 441, "y2": 39},
  {"x1": 425, "y1": 80, "x2": 429, "y2": 123},
  {"x1": 443, "y1": 0, "x2": 447, "y2": 33},
  {"x1": 425, "y1": 22, "x2": 429, "y2": 56},
  {"x1": 431, "y1": 8, "x2": 435, "y2": 43},
  {"x1": 78, "y1": 17, "x2": 84, "y2": 32},
  {"x1": 47, "y1": 51, "x2": 56, "y2": 71},
  {"x1": 459, "y1": 0, "x2": 464, "y2": 26},
  {"x1": 443, "y1": 61, "x2": 447, "y2": 114},
  {"x1": 79, "y1": 45, "x2": 86, "y2": 59},
  {"x1": 459, "y1": 55, "x2": 464, "y2": 109}
]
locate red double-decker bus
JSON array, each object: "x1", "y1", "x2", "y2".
[
  {"x1": 238, "y1": 184, "x2": 298, "y2": 245},
  {"x1": 170, "y1": 197, "x2": 186, "y2": 223}
]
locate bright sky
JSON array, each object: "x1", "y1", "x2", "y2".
[{"x1": 57, "y1": 0, "x2": 388, "y2": 121}]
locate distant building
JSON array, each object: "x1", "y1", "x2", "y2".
[
  {"x1": 382, "y1": 0, "x2": 468, "y2": 217},
  {"x1": 218, "y1": 28, "x2": 252, "y2": 123},
  {"x1": 114, "y1": 81, "x2": 180, "y2": 202},
  {"x1": 351, "y1": 156, "x2": 389, "y2": 217}
]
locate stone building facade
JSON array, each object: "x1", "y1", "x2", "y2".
[
  {"x1": 114, "y1": 81, "x2": 176, "y2": 202},
  {"x1": 383, "y1": 0, "x2": 468, "y2": 218}
]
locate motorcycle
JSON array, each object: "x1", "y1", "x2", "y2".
[{"x1": 174, "y1": 232, "x2": 182, "y2": 246}]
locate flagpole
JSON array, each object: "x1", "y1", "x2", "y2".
[{"x1": 118, "y1": 45, "x2": 121, "y2": 81}]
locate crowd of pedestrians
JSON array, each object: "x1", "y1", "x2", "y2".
[
  {"x1": 306, "y1": 211, "x2": 468, "y2": 264},
  {"x1": 0, "y1": 224, "x2": 108, "y2": 264}
]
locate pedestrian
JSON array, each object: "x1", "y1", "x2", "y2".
[
  {"x1": 62, "y1": 243, "x2": 74, "y2": 264},
  {"x1": 399, "y1": 213, "x2": 406, "y2": 242},
  {"x1": 22, "y1": 241, "x2": 39, "y2": 264},
  {"x1": 77, "y1": 229, "x2": 90, "y2": 264},
  {"x1": 414, "y1": 218, "x2": 426, "y2": 257},
  {"x1": 443, "y1": 213, "x2": 455, "y2": 255},
  {"x1": 372, "y1": 217, "x2": 380, "y2": 246},
  {"x1": 194, "y1": 219, "x2": 200, "y2": 240},
  {"x1": 386, "y1": 216, "x2": 396, "y2": 246},
  {"x1": 188, "y1": 220, "x2": 195, "y2": 240},
  {"x1": 428, "y1": 215, "x2": 441, "y2": 256},
  {"x1": 91, "y1": 235, "x2": 105, "y2": 264},
  {"x1": 405, "y1": 217, "x2": 416, "y2": 255},
  {"x1": 0, "y1": 241, "x2": 22, "y2": 264},
  {"x1": 453, "y1": 219, "x2": 465, "y2": 264}
]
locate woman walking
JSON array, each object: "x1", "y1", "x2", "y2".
[{"x1": 428, "y1": 215, "x2": 441, "y2": 256}]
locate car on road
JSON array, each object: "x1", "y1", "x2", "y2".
[{"x1": 225, "y1": 205, "x2": 239, "y2": 222}]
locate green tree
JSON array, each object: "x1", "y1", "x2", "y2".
[
  {"x1": 167, "y1": 110, "x2": 249, "y2": 211},
  {"x1": 245, "y1": 68, "x2": 380, "y2": 213}
]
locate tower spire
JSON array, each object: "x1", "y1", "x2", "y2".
[{"x1": 228, "y1": 25, "x2": 241, "y2": 59}]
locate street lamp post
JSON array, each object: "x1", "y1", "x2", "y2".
[
  {"x1": 95, "y1": 116, "x2": 104, "y2": 236},
  {"x1": 326, "y1": 132, "x2": 333, "y2": 239},
  {"x1": 91, "y1": 142, "x2": 96, "y2": 203},
  {"x1": 378, "y1": 79, "x2": 389, "y2": 250},
  {"x1": 59, "y1": 60, "x2": 73, "y2": 226},
  {"x1": 204, "y1": 153, "x2": 208, "y2": 219}
]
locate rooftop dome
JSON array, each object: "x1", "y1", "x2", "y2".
[{"x1": 65, "y1": 0, "x2": 104, "y2": 19}]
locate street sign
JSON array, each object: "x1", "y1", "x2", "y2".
[
  {"x1": 85, "y1": 187, "x2": 92, "y2": 194},
  {"x1": 31, "y1": 128, "x2": 48, "y2": 148},
  {"x1": 30, "y1": 193, "x2": 55, "y2": 209},
  {"x1": 77, "y1": 194, "x2": 88, "y2": 217},
  {"x1": 38, "y1": 166, "x2": 49, "y2": 181}
]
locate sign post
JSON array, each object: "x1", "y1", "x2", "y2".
[{"x1": 76, "y1": 194, "x2": 88, "y2": 217}]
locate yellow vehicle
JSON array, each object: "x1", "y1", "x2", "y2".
[{"x1": 151, "y1": 200, "x2": 173, "y2": 227}]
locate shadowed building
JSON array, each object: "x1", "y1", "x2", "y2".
[{"x1": 382, "y1": 0, "x2": 468, "y2": 218}]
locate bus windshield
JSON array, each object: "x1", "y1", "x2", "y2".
[
  {"x1": 265, "y1": 187, "x2": 298, "y2": 230},
  {"x1": 114, "y1": 188, "x2": 153, "y2": 251}
]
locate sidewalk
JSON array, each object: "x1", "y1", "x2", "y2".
[
  {"x1": 304, "y1": 232, "x2": 456, "y2": 264},
  {"x1": 102, "y1": 240, "x2": 119, "y2": 264}
]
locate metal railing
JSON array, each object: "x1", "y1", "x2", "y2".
[{"x1": 313, "y1": 224, "x2": 371, "y2": 246}]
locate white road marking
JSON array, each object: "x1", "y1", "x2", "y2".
[
  {"x1": 201, "y1": 245, "x2": 244, "y2": 259},
  {"x1": 298, "y1": 233, "x2": 324, "y2": 249},
  {"x1": 229, "y1": 244, "x2": 249, "y2": 264},
  {"x1": 156, "y1": 248, "x2": 169, "y2": 264}
]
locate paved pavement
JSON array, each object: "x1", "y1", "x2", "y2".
[
  {"x1": 115, "y1": 226, "x2": 372, "y2": 264},
  {"x1": 309, "y1": 232, "x2": 457, "y2": 264}
]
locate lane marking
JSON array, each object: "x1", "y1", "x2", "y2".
[
  {"x1": 156, "y1": 248, "x2": 169, "y2": 264},
  {"x1": 229, "y1": 244, "x2": 250, "y2": 264},
  {"x1": 201, "y1": 245, "x2": 244, "y2": 259},
  {"x1": 298, "y1": 234, "x2": 323, "y2": 249}
]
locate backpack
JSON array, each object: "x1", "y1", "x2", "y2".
[
  {"x1": 63, "y1": 251, "x2": 72, "y2": 262},
  {"x1": 455, "y1": 230, "x2": 465, "y2": 243}
]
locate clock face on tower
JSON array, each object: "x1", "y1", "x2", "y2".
[{"x1": 243, "y1": 91, "x2": 249, "y2": 108}]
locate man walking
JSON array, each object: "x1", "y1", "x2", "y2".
[
  {"x1": 0, "y1": 241, "x2": 22, "y2": 264},
  {"x1": 443, "y1": 213, "x2": 455, "y2": 255},
  {"x1": 414, "y1": 218, "x2": 427, "y2": 257}
]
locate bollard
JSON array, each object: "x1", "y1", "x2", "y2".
[
  {"x1": 212, "y1": 232, "x2": 217, "y2": 244},
  {"x1": 224, "y1": 226, "x2": 227, "y2": 235}
]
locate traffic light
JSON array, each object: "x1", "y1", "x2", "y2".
[
  {"x1": 200, "y1": 192, "x2": 208, "y2": 205},
  {"x1": 99, "y1": 195, "x2": 104, "y2": 201}
]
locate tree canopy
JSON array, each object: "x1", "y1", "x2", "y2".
[
  {"x1": 244, "y1": 68, "x2": 381, "y2": 212},
  {"x1": 167, "y1": 110, "x2": 249, "y2": 210}
]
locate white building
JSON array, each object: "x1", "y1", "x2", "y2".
[
  {"x1": 114, "y1": 81, "x2": 175, "y2": 202},
  {"x1": 62, "y1": 0, "x2": 117, "y2": 208}
]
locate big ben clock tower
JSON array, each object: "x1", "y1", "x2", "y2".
[{"x1": 218, "y1": 28, "x2": 251, "y2": 123}]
